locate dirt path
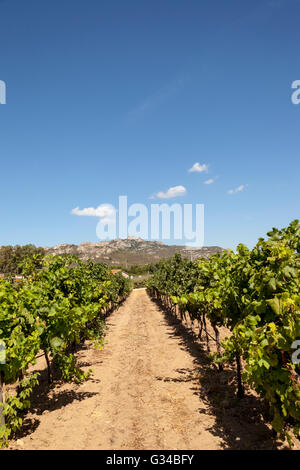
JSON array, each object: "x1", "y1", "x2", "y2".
[{"x1": 9, "y1": 289, "x2": 297, "y2": 450}]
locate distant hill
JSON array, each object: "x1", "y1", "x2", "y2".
[{"x1": 45, "y1": 237, "x2": 223, "y2": 267}]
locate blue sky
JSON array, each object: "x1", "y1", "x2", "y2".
[{"x1": 0, "y1": 0, "x2": 299, "y2": 250}]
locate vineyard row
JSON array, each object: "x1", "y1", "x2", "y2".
[{"x1": 147, "y1": 220, "x2": 300, "y2": 445}]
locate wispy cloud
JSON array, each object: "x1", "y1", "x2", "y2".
[
  {"x1": 71, "y1": 204, "x2": 116, "y2": 218},
  {"x1": 204, "y1": 178, "x2": 214, "y2": 185},
  {"x1": 227, "y1": 185, "x2": 246, "y2": 195},
  {"x1": 188, "y1": 162, "x2": 208, "y2": 173},
  {"x1": 150, "y1": 185, "x2": 187, "y2": 199},
  {"x1": 267, "y1": 0, "x2": 284, "y2": 9},
  {"x1": 127, "y1": 77, "x2": 186, "y2": 122}
]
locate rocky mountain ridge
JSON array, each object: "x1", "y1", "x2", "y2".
[{"x1": 45, "y1": 238, "x2": 223, "y2": 266}]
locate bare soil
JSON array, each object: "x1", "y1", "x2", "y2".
[{"x1": 8, "y1": 289, "x2": 300, "y2": 450}]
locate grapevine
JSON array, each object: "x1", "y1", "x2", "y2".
[
  {"x1": 147, "y1": 220, "x2": 300, "y2": 442},
  {"x1": 0, "y1": 255, "x2": 132, "y2": 446}
]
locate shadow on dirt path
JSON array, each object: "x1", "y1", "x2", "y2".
[{"x1": 151, "y1": 296, "x2": 294, "y2": 450}]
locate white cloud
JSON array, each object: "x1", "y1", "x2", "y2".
[
  {"x1": 204, "y1": 179, "x2": 214, "y2": 185},
  {"x1": 188, "y1": 162, "x2": 208, "y2": 173},
  {"x1": 151, "y1": 185, "x2": 187, "y2": 199},
  {"x1": 227, "y1": 185, "x2": 246, "y2": 195},
  {"x1": 71, "y1": 204, "x2": 116, "y2": 218}
]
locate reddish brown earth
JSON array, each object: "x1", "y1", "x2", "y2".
[{"x1": 8, "y1": 289, "x2": 300, "y2": 450}]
